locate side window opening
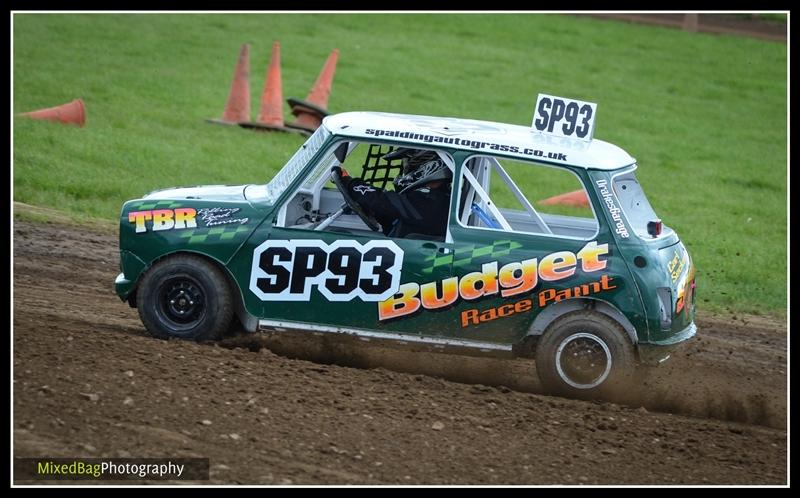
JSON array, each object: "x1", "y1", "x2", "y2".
[
  {"x1": 357, "y1": 144, "x2": 403, "y2": 190},
  {"x1": 277, "y1": 141, "x2": 369, "y2": 230},
  {"x1": 612, "y1": 170, "x2": 672, "y2": 239},
  {"x1": 276, "y1": 140, "x2": 455, "y2": 242},
  {"x1": 457, "y1": 155, "x2": 598, "y2": 240}
]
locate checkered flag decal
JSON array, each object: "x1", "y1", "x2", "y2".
[
  {"x1": 422, "y1": 240, "x2": 523, "y2": 274},
  {"x1": 127, "y1": 200, "x2": 184, "y2": 210},
  {"x1": 177, "y1": 224, "x2": 252, "y2": 244}
]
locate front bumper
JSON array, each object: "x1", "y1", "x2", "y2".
[
  {"x1": 115, "y1": 250, "x2": 147, "y2": 301},
  {"x1": 115, "y1": 272, "x2": 134, "y2": 302},
  {"x1": 636, "y1": 321, "x2": 697, "y2": 366}
]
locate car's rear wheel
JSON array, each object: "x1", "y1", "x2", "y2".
[
  {"x1": 535, "y1": 311, "x2": 636, "y2": 399},
  {"x1": 136, "y1": 254, "x2": 233, "y2": 341}
]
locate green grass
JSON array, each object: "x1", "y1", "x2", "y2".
[{"x1": 13, "y1": 13, "x2": 787, "y2": 316}]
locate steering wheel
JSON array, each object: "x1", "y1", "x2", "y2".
[{"x1": 330, "y1": 166, "x2": 382, "y2": 232}]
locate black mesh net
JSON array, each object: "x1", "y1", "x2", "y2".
[{"x1": 359, "y1": 144, "x2": 403, "y2": 190}]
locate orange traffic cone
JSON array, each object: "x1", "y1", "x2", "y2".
[
  {"x1": 207, "y1": 43, "x2": 251, "y2": 126},
  {"x1": 240, "y1": 41, "x2": 306, "y2": 135},
  {"x1": 286, "y1": 49, "x2": 339, "y2": 133},
  {"x1": 539, "y1": 190, "x2": 589, "y2": 208},
  {"x1": 19, "y1": 99, "x2": 86, "y2": 127}
]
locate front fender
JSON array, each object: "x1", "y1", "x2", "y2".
[{"x1": 116, "y1": 198, "x2": 266, "y2": 300}]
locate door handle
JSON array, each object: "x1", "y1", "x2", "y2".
[{"x1": 422, "y1": 242, "x2": 451, "y2": 254}]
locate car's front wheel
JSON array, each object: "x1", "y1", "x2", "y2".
[
  {"x1": 535, "y1": 311, "x2": 636, "y2": 399},
  {"x1": 136, "y1": 254, "x2": 233, "y2": 341}
]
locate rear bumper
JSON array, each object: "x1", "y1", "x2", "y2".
[{"x1": 636, "y1": 321, "x2": 697, "y2": 366}]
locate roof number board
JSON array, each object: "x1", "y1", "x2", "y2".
[{"x1": 533, "y1": 94, "x2": 597, "y2": 141}]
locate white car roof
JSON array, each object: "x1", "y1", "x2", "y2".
[{"x1": 323, "y1": 111, "x2": 635, "y2": 171}]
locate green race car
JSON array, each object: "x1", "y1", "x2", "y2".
[{"x1": 116, "y1": 96, "x2": 696, "y2": 398}]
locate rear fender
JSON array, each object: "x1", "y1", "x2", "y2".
[{"x1": 526, "y1": 298, "x2": 638, "y2": 345}]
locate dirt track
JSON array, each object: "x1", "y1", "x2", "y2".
[{"x1": 12, "y1": 219, "x2": 787, "y2": 485}]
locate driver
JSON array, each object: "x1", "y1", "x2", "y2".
[{"x1": 340, "y1": 148, "x2": 452, "y2": 239}]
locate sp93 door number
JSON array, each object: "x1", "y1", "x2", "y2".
[
  {"x1": 249, "y1": 240, "x2": 404, "y2": 302},
  {"x1": 533, "y1": 94, "x2": 598, "y2": 140}
]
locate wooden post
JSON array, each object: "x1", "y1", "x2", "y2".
[{"x1": 683, "y1": 14, "x2": 699, "y2": 32}]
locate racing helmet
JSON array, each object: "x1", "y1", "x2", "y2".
[{"x1": 384, "y1": 148, "x2": 451, "y2": 193}]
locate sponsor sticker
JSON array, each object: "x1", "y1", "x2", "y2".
[
  {"x1": 127, "y1": 206, "x2": 250, "y2": 234},
  {"x1": 667, "y1": 248, "x2": 688, "y2": 283},
  {"x1": 595, "y1": 179, "x2": 629, "y2": 238},
  {"x1": 378, "y1": 240, "x2": 611, "y2": 324},
  {"x1": 197, "y1": 207, "x2": 249, "y2": 227},
  {"x1": 363, "y1": 129, "x2": 568, "y2": 163},
  {"x1": 461, "y1": 274, "x2": 617, "y2": 327},
  {"x1": 127, "y1": 208, "x2": 197, "y2": 233}
]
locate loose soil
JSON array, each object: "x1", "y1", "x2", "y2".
[{"x1": 12, "y1": 218, "x2": 787, "y2": 485}]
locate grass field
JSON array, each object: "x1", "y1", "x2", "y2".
[{"x1": 12, "y1": 13, "x2": 787, "y2": 316}]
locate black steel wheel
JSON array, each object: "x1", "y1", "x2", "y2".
[{"x1": 136, "y1": 254, "x2": 233, "y2": 341}]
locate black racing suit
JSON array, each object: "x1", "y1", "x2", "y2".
[{"x1": 342, "y1": 177, "x2": 450, "y2": 239}]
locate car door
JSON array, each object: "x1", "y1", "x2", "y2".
[
  {"x1": 243, "y1": 140, "x2": 458, "y2": 337},
  {"x1": 250, "y1": 224, "x2": 457, "y2": 336}
]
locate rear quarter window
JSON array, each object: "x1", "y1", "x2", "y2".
[{"x1": 609, "y1": 170, "x2": 672, "y2": 239}]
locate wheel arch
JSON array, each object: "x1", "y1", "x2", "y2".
[
  {"x1": 526, "y1": 298, "x2": 638, "y2": 345},
  {"x1": 127, "y1": 250, "x2": 258, "y2": 333}
]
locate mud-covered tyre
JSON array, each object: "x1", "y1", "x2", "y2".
[
  {"x1": 136, "y1": 254, "x2": 233, "y2": 341},
  {"x1": 535, "y1": 311, "x2": 636, "y2": 400}
]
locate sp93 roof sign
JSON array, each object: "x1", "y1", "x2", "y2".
[{"x1": 533, "y1": 94, "x2": 597, "y2": 141}]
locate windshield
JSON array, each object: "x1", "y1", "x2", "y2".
[
  {"x1": 263, "y1": 126, "x2": 331, "y2": 203},
  {"x1": 607, "y1": 169, "x2": 673, "y2": 239}
]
